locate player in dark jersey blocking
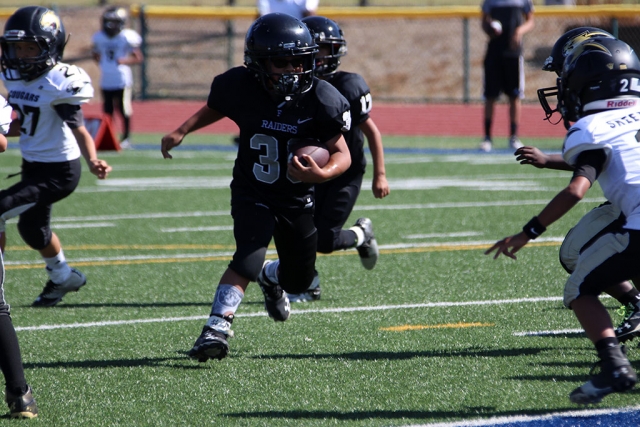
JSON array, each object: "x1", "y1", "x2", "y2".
[
  {"x1": 161, "y1": 13, "x2": 351, "y2": 362},
  {"x1": 285, "y1": 16, "x2": 390, "y2": 302}
]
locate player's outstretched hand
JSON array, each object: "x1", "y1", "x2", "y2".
[
  {"x1": 514, "y1": 146, "x2": 549, "y2": 168},
  {"x1": 484, "y1": 232, "x2": 530, "y2": 260},
  {"x1": 89, "y1": 159, "x2": 112, "y2": 179},
  {"x1": 161, "y1": 132, "x2": 184, "y2": 159}
]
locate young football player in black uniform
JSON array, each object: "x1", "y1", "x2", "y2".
[
  {"x1": 286, "y1": 16, "x2": 390, "y2": 302},
  {"x1": 161, "y1": 13, "x2": 351, "y2": 362}
]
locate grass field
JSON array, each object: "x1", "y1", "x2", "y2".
[{"x1": 0, "y1": 134, "x2": 635, "y2": 426}]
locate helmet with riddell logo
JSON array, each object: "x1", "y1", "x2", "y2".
[{"x1": 559, "y1": 37, "x2": 640, "y2": 124}]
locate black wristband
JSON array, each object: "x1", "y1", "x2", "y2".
[{"x1": 523, "y1": 216, "x2": 546, "y2": 239}]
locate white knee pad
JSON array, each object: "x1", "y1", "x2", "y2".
[{"x1": 560, "y1": 203, "x2": 622, "y2": 273}]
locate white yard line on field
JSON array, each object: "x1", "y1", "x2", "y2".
[
  {"x1": 14, "y1": 296, "x2": 562, "y2": 332},
  {"x1": 48, "y1": 198, "x2": 606, "y2": 224}
]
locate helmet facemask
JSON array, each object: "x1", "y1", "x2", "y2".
[
  {"x1": 1, "y1": 37, "x2": 57, "y2": 81},
  {"x1": 537, "y1": 79, "x2": 562, "y2": 125},
  {"x1": 315, "y1": 41, "x2": 347, "y2": 77},
  {"x1": 302, "y1": 16, "x2": 347, "y2": 78}
]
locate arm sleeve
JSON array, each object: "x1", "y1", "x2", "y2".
[
  {"x1": 54, "y1": 104, "x2": 85, "y2": 129},
  {"x1": 571, "y1": 149, "x2": 606, "y2": 185}
]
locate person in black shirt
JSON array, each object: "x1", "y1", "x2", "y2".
[
  {"x1": 286, "y1": 16, "x2": 390, "y2": 303},
  {"x1": 161, "y1": 13, "x2": 351, "y2": 362}
]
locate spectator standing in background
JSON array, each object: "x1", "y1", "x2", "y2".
[
  {"x1": 479, "y1": 0, "x2": 534, "y2": 152},
  {"x1": 91, "y1": 6, "x2": 143, "y2": 147},
  {"x1": 257, "y1": 0, "x2": 318, "y2": 19}
]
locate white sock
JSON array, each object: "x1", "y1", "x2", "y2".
[
  {"x1": 348, "y1": 226, "x2": 365, "y2": 247},
  {"x1": 44, "y1": 250, "x2": 71, "y2": 284}
]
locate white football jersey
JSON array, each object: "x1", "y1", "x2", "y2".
[
  {"x1": 563, "y1": 107, "x2": 640, "y2": 230},
  {"x1": 257, "y1": 0, "x2": 318, "y2": 19},
  {"x1": 91, "y1": 29, "x2": 142, "y2": 90},
  {"x1": 2, "y1": 62, "x2": 93, "y2": 163},
  {"x1": 0, "y1": 95, "x2": 11, "y2": 135}
]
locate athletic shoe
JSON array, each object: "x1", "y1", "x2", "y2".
[
  {"x1": 32, "y1": 268, "x2": 86, "y2": 307},
  {"x1": 5, "y1": 386, "x2": 37, "y2": 419},
  {"x1": 256, "y1": 261, "x2": 290, "y2": 321},
  {"x1": 188, "y1": 327, "x2": 230, "y2": 362},
  {"x1": 615, "y1": 303, "x2": 640, "y2": 342},
  {"x1": 287, "y1": 272, "x2": 321, "y2": 303},
  {"x1": 569, "y1": 355, "x2": 636, "y2": 404},
  {"x1": 354, "y1": 218, "x2": 379, "y2": 270},
  {"x1": 479, "y1": 138, "x2": 493, "y2": 152},
  {"x1": 509, "y1": 136, "x2": 523, "y2": 150}
]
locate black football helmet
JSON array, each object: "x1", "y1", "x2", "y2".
[
  {"x1": 102, "y1": 6, "x2": 127, "y2": 38},
  {"x1": 538, "y1": 27, "x2": 614, "y2": 125},
  {"x1": 0, "y1": 6, "x2": 67, "y2": 81},
  {"x1": 244, "y1": 13, "x2": 318, "y2": 100},
  {"x1": 558, "y1": 37, "x2": 640, "y2": 125},
  {"x1": 302, "y1": 16, "x2": 347, "y2": 77}
]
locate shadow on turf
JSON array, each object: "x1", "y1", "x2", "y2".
[
  {"x1": 222, "y1": 407, "x2": 585, "y2": 422},
  {"x1": 251, "y1": 347, "x2": 552, "y2": 361}
]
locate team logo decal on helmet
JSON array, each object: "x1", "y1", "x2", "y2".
[{"x1": 39, "y1": 10, "x2": 61, "y2": 35}]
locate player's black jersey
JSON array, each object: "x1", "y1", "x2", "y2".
[
  {"x1": 325, "y1": 71, "x2": 371, "y2": 174},
  {"x1": 207, "y1": 66, "x2": 350, "y2": 209}
]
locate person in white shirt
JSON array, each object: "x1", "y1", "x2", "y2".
[
  {"x1": 257, "y1": 0, "x2": 318, "y2": 19},
  {"x1": 487, "y1": 37, "x2": 640, "y2": 405},
  {"x1": 91, "y1": 6, "x2": 143, "y2": 146},
  {"x1": 0, "y1": 7, "x2": 111, "y2": 310}
]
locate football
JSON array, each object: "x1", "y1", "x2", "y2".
[{"x1": 289, "y1": 138, "x2": 330, "y2": 168}]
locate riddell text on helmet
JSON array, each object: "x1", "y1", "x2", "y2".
[{"x1": 607, "y1": 99, "x2": 637, "y2": 108}]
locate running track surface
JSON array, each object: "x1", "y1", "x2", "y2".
[{"x1": 82, "y1": 101, "x2": 567, "y2": 139}]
